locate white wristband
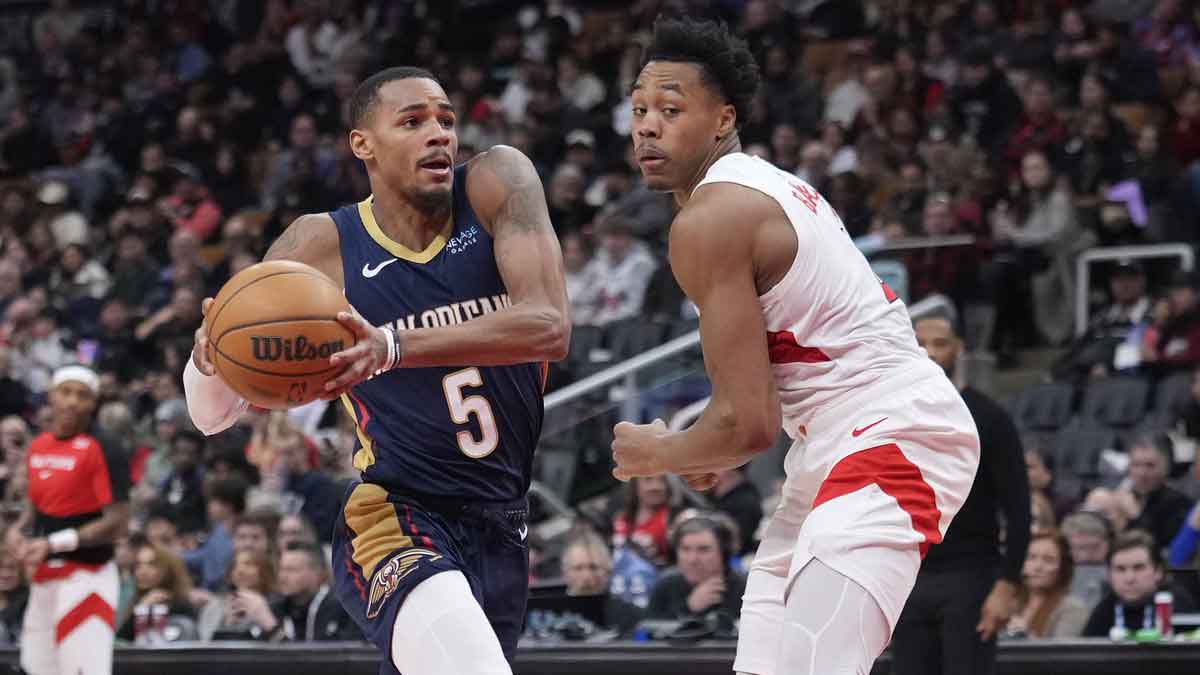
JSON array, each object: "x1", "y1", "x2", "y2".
[
  {"x1": 48, "y1": 529, "x2": 79, "y2": 554},
  {"x1": 375, "y1": 327, "x2": 396, "y2": 375}
]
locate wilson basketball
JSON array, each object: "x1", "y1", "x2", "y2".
[{"x1": 207, "y1": 260, "x2": 356, "y2": 409}]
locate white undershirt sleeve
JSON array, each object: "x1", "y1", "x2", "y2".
[{"x1": 183, "y1": 359, "x2": 249, "y2": 436}]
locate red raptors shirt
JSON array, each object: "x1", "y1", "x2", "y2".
[{"x1": 27, "y1": 430, "x2": 130, "y2": 564}]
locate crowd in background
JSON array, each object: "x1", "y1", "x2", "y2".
[{"x1": 0, "y1": 0, "x2": 1195, "y2": 647}]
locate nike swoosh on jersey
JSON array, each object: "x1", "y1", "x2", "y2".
[
  {"x1": 851, "y1": 417, "x2": 888, "y2": 438},
  {"x1": 362, "y1": 258, "x2": 399, "y2": 278}
]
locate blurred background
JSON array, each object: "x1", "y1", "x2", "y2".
[{"x1": 0, "y1": 0, "x2": 1198, "y2": 671}]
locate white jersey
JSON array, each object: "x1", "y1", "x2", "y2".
[{"x1": 695, "y1": 153, "x2": 939, "y2": 438}]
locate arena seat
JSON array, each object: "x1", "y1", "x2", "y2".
[
  {"x1": 1079, "y1": 376, "x2": 1151, "y2": 429},
  {"x1": 1010, "y1": 382, "x2": 1075, "y2": 433}
]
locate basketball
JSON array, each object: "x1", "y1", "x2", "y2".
[{"x1": 206, "y1": 260, "x2": 356, "y2": 409}]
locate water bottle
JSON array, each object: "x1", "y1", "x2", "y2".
[
  {"x1": 1156, "y1": 591, "x2": 1174, "y2": 637},
  {"x1": 133, "y1": 605, "x2": 150, "y2": 646}
]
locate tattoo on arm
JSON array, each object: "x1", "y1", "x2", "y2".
[
  {"x1": 486, "y1": 150, "x2": 549, "y2": 234},
  {"x1": 264, "y1": 220, "x2": 305, "y2": 260}
]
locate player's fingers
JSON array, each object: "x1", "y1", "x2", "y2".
[
  {"x1": 612, "y1": 466, "x2": 632, "y2": 482},
  {"x1": 650, "y1": 418, "x2": 668, "y2": 432},
  {"x1": 335, "y1": 311, "x2": 372, "y2": 338},
  {"x1": 683, "y1": 473, "x2": 717, "y2": 491},
  {"x1": 323, "y1": 360, "x2": 367, "y2": 394},
  {"x1": 613, "y1": 421, "x2": 636, "y2": 436},
  {"x1": 201, "y1": 297, "x2": 214, "y2": 316},
  {"x1": 329, "y1": 341, "x2": 372, "y2": 368}
]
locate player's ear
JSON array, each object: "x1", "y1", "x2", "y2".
[
  {"x1": 716, "y1": 103, "x2": 736, "y2": 141},
  {"x1": 349, "y1": 128, "x2": 373, "y2": 162}
]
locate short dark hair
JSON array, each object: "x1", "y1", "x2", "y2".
[
  {"x1": 1132, "y1": 433, "x2": 1174, "y2": 468},
  {"x1": 349, "y1": 66, "x2": 439, "y2": 128},
  {"x1": 172, "y1": 429, "x2": 205, "y2": 450},
  {"x1": 206, "y1": 476, "x2": 248, "y2": 515},
  {"x1": 283, "y1": 541, "x2": 327, "y2": 572},
  {"x1": 643, "y1": 16, "x2": 760, "y2": 129},
  {"x1": 1108, "y1": 529, "x2": 1162, "y2": 568}
]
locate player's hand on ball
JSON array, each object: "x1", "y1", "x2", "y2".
[
  {"x1": 191, "y1": 298, "x2": 216, "y2": 376},
  {"x1": 611, "y1": 419, "x2": 669, "y2": 481},
  {"x1": 323, "y1": 309, "x2": 390, "y2": 399}
]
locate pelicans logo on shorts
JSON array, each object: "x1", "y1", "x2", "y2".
[{"x1": 366, "y1": 548, "x2": 443, "y2": 619}]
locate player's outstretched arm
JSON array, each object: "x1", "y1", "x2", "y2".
[
  {"x1": 612, "y1": 184, "x2": 781, "y2": 480},
  {"x1": 185, "y1": 214, "x2": 341, "y2": 434}
]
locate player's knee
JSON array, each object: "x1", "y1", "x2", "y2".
[{"x1": 391, "y1": 570, "x2": 511, "y2": 675}]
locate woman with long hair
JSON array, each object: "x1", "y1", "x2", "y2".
[
  {"x1": 116, "y1": 541, "x2": 197, "y2": 641},
  {"x1": 612, "y1": 476, "x2": 681, "y2": 567},
  {"x1": 198, "y1": 549, "x2": 277, "y2": 641},
  {"x1": 1006, "y1": 533, "x2": 1089, "y2": 638}
]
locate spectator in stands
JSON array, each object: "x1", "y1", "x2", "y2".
[
  {"x1": 896, "y1": 315, "x2": 1031, "y2": 675},
  {"x1": 990, "y1": 150, "x2": 1090, "y2": 349},
  {"x1": 198, "y1": 549, "x2": 278, "y2": 641},
  {"x1": 117, "y1": 541, "x2": 199, "y2": 642},
  {"x1": 108, "y1": 231, "x2": 161, "y2": 310},
  {"x1": 262, "y1": 543, "x2": 359, "y2": 641},
  {"x1": 183, "y1": 476, "x2": 247, "y2": 592},
  {"x1": 1083, "y1": 487, "x2": 1140, "y2": 534},
  {"x1": 1168, "y1": 502, "x2": 1200, "y2": 567},
  {"x1": 275, "y1": 424, "x2": 338, "y2": 544},
  {"x1": 586, "y1": 219, "x2": 657, "y2": 327},
  {"x1": 160, "y1": 429, "x2": 208, "y2": 535},
  {"x1": 233, "y1": 512, "x2": 278, "y2": 560},
  {"x1": 905, "y1": 191, "x2": 979, "y2": 308},
  {"x1": 646, "y1": 514, "x2": 745, "y2": 623},
  {"x1": 1005, "y1": 74, "x2": 1068, "y2": 173},
  {"x1": 143, "y1": 500, "x2": 181, "y2": 552},
  {"x1": 562, "y1": 231, "x2": 600, "y2": 326},
  {"x1": 1052, "y1": 260, "x2": 1151, "y2": 383},
  {"x1": 0, "y1": 543, "x2": 27, "y2": 645},
  {"x1": 560, "y1": 528, "x2": 642, "y2": 636},
  {"x1": 1143, "y1": 270, "x2": 1200, "y2": 374},
  {"x1": 1031, "y1": 492, "x2": 1058, "y2": 536},
  {"x1": 158, "y1": 169, "x2": 223, "y2": 243},
  {"x1": 1082, "y1": 530, "x2": 1197, "y2": 636},
  {"x1": 1005, "y1": 533, "x2": 1089, "y2": 639},
  {"x1": 709, "y1": 467, "x2": 762, "y2": 556},
  {"x1": 950, "y1": 42, "x2": 1022, "y2": 153},
  {"x1": 1169, "y1": 85, "x2": 1200, "y2": 166},
  {"x1": 612, "y1": 476, "x2": 679, "y2": 567},
  {"x1": 1024, "y1": 446, "x2": 1077, "y2": 521},
  {"x1": 1125, "y1": 435, "x2": 1193, "y2": 551},
  {"x1": 276, "y1": 514, "x2": 319, "y2": 554},
  {"x1": 0, "y1": 415, "x2": 28, "y2": 512}
]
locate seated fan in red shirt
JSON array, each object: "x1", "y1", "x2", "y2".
[{"x1": 7, "y1": 365, "x2": 130, "y2": 675}]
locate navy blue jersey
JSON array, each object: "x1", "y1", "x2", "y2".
[{"x1": 330, "y1": 164, "x2": 545, "y2": 503}]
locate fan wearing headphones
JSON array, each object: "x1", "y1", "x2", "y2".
[
  {"x1": 645, "y1": 511, "x2": 744, "y2": 623},
  {"x1": 1125, "y1": 434, "x2": 1192, "y2": 552}
]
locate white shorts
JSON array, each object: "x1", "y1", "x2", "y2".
[
  {"x1": 21, "y1": 560, "x2": 118, "y2": 675},
  {"x1": 735, "y1": 369, "x2": 979, "y2": 674}
]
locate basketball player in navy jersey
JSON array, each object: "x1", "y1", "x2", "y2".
[{"x1": 184, "y1": 67, "x2": 569, "y2": 675}]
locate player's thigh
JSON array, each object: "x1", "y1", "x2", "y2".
[
  {"x1": 775, "y1": 559, "x2": 890, "y2": 675},
  {"x1": 19, "y1": 581, "x2": 58, "y2": 675},
  {"x1": 732, "y1": 490, "x2": 811, "y2": 675},
  {"x1": 332, "y1": 482, "x2": 463, "y2": 652},
  {"x1": 391, "y1": 571, "x2": 510, "y2": 675}
]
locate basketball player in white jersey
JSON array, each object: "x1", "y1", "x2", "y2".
[{"x1": 610, "y1": 17, "x2": 981, "y2": 674}]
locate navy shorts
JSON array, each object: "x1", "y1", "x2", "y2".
[{"x1": 331, "y1": 481, "x2": 530, "y2": 674}]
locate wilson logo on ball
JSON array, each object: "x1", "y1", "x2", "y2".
[{"x1": 250, "y1": 336, "x2": 345, "y2": 362}]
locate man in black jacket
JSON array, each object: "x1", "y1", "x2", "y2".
[
  {"x1": 235, "y1": 543, "x2": 359, "y2": 642},
  {"x1": 1083, "y1": 530, "x2": 1197, "y2": 637},
  {"x1": 893, "y1": 315, "x2": 1031, "y2": 675}
]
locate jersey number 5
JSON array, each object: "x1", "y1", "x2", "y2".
[{"x1": 443, "y1": 367, "x2": 499, "y2": 459}]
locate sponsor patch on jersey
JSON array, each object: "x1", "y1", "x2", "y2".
[{"x1": 365, "y1": 548, "x2": 443, "y2": 619}]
